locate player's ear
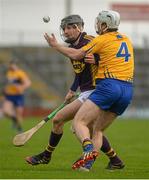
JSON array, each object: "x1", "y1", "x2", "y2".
[
  {"x1": 72, "y1": 24, "x2": 78, "y2": 29},
  {"x1": 101, "y1": 23, "x2": 108, "y2": 32},
  {"x1": 101, "y1": 23, "x2": 107, "y2": 29},
  {"x1": 73, "y1": 24, "x2": 83, "y2": 32}
]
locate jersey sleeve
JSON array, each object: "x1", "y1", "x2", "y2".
[
  {"x1": 93, "y1": 53, "x2": 100, "y2": 65},
  {"x1": 19, "y1": 70, "x2": 29, "y2": 81},
  {"x1": 70, "y1": 74, "x2": 79, "y2": 92},
  {"x1": 82, "y1": 36, "x2": 104, "y2": 54}
]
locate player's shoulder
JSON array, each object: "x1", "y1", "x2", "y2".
[
  {"x1": 115, "y1": 32, "x2": 128, "y2": 39},
  {"x1": 17, "y1": 69, "x2": 27, "y2": 77},
  {"x1": 115, "y1": 32, "x2": 132, "y2": 44},
  {"x1": 84, "y1": 34, "x2": 95, "y2": 41}
]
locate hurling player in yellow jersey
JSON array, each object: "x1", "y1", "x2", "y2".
[
  {"x1": 26, "y1": 14, "x2": 124, "y2": 171},
  {"x1": 44, "y1": 10, "x2": 134, "y2": 171},
  {"x1": 3, "y1": 60, "x2": 31, "y2": 132}
]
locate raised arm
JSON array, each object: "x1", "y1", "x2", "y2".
[{"x1": 44, "y1": 33, "x2": 86, "y2": 60}]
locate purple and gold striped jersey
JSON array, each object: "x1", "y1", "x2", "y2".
[
  {"x1": 69, "y1": 32, "x2": 98, "y2": 92},
  {"x1": 82, "y1": 32, "x2": 134, "y2": 83}
]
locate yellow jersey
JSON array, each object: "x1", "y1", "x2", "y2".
[
  {"x1": 5, "y1": 69, "x2": 28, "y2": 95},
  {"x1": 82, "y1": 32, "x2": 134, "y2": 82}
]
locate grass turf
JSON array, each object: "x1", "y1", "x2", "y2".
[{"x1": 0, "y1": 117, "x2": 149, "y2": 179}]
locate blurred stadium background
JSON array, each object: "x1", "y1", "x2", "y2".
[{"x1": 0, "y1": 0, "x2": 149, "y2": 118}]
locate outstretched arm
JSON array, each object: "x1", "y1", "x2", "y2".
[
  {"x1": 16, "y1": 76, "x2": 31, "y2": 94},
  {"x1": 44, "y1": 33, "x2": 86, "y2": 60}
]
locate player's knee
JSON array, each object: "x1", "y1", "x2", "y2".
[
  {"x1": 52, "y1": 115, "x2": 64, "y2": 129},
  {"x1": 3, "y1": 110, "x2": 11, "y2": 116},
  {"x1": 71, "y1": 120, "x2": 78, "y2": 133},
  {"x1": 73, "y1": 115, "x2": 87, "y2": 126},
  {"x1": 53, "y1": 121, "x2": 64, "y2": 134},
  {"x1": 52, "y1": 113, "x2": 63, "y2": 124}
]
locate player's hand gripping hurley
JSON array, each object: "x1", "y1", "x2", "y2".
[{"x1": 13, "y1": 93, "x2": 79, "y2": 146}]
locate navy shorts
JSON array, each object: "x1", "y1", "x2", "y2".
[
  {"x1": 88, "y1": 78, "x2": 133, "y2": 115},
  {"x1": 5, "y1": 94, "x2": 25, "y2": 107}
]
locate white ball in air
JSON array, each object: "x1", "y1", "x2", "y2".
[{"x1": 43, "y1": 16, "x2": 50, "y2": 23}]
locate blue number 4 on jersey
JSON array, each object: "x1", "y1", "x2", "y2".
[{"x1": 116, "y1": 42, "x2": 131, "y2": 62}]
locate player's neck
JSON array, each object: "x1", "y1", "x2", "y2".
[{"x1": 72, "y1": 32, "x2": 82, "y2": 46}]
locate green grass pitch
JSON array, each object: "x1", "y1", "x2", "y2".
[{"x1": 0, "y1": 117, "x2": 149, "y2": 179}]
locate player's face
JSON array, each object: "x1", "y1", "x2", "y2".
[
  {"x1": 61, "y1": 24, "x2": 81, "y2": 43},
  {"x1": 9, "y1": 63, "x2": 17, "y2": 71},
  {"x1": 95, "y1": 18, "x2": 108, "y2": 35},
  {"x1": 95, "y1": 18, "x2": 102, "y2": 35}
]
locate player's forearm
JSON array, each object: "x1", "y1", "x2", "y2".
[
  {"x1": 53, "y1": 44, "x2": 85, "y2": 60},
  {"x1": 44, "y1": 33, "x2": 85, "y2": 60},
  {"x1": 22, "y1": 79, "x2": 31, "y2": 90}
]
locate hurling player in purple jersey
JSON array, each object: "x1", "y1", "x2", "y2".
[{"x1": 26, "y1": 15, "x2": 124, "y2": 171}]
